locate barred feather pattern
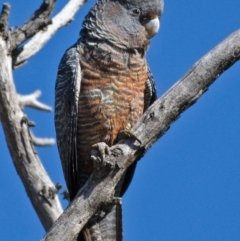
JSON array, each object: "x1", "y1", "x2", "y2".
[
  {"x1": 55, "y1": 43, "x2": 81, "y2": 196},
  {"x1": 75, "y1": 39, "x2": 155, "y2": 240},
  {"x1": 55, "y1": 0, "x2": 161, "y2": 240},
  {"x1": 76, "y1": 41, "x2": 148, "y2": 176}
]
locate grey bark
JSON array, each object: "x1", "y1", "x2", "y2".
[
  {"x1": 0, "y1": 0, "x2": 87, "y2": 232},
  {"x1": 10, "y1": 0, "x2": 56, "y2": 67},
  {"x1": 0, "y1": 37, "x2": 63, "y2": 231},
  {"x1": 42, "y1": 29, "x2": 240, "y2": 241},
  {"x1": 0, "y1": 1, "x2": 64, "y2": 231},
  {"x1": 14, "y1": 0, "x2": 87, "y2": 67}
]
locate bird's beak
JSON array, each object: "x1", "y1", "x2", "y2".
[{"x1": 145, "y1": 17, "x2": 160, "y2": 39}]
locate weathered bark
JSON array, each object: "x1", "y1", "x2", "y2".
[
  {"x1": 14, "y1": 0, "x2": 87, "y2": 68},
  {"x1": 0, "y1": 0, "x2": 88, "y2": 232},
  {"x1": 10, "y1": 0, "x2": 56, "y2": 52},
  {"x1": 18, "y1": 90, "x2": 52, "y2": 112},
  {"x1": 0, "y1": 3, "x2": 10, "y2": 38},
  {"x1": 42, "y1": 29, "x2": 240, "y2": 241},
  {"x1": 0, "y1": 37, "x2": 63, "y2": 231}
]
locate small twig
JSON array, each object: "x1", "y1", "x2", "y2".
[
  {"x1": 0, "y1": 3, "x2": 10, "y2": 38},
  {"x1": 14, "y1": 0, "x2": 87, "y2": 68},
  {"x1": 18, "y1": 90, "x2": 52, "y2": 112},
  {"x1": 10, "y1": 0, "x2": 56, "y2": 54},
  {"x1": 30, "y1": 131, "x2": 55, "y2": 146}
]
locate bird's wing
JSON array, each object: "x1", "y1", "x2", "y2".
[
  {"x1": 55, "y1": 43, "x2": 81, "y2": 200},
  {"x1": 119, "y1": 65, "x2": 157, "y2": 197},
  {"x1": 144, "y1": 65, "x2": 157, "y2": 111}
]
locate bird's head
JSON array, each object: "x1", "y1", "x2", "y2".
[{"x1": 81, "y1": 0, "x2": 164, "y2": 51}]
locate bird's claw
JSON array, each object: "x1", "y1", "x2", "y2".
[
  {"x1": 91, "y1": 142, "x2": 113, "y2": 168},
  {"x1": 100, "y1": 197, "x2": 122, "y2": 216},
  {"x1": 119, "y1": 130, "x2": 142, "y2": 144}
]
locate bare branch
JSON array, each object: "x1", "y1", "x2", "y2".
[
  {"x1": 0, "y1": 0, "x2": 89, "y2": 232},
  {"x1": 0, "y1": 3, "x2": 10, "y2": 38},
  {"x1": 0, "y1": 37, "x2": 63, "y2": 231},
  {"x1": 30, "y1": 131, "x2": 55, "y2": 146},
  {"x1": 18, "y1": 90, "x2": 52, "y2": 112},
  {"x1": 13, "y1": 0, "x2": 87, "y2": 68},
  {"x1": 42, "y1": 29, "x2": 240, "y2": 241},
  {"x1": 10, "y1": 0, "x2": 56, "y2": 52}
]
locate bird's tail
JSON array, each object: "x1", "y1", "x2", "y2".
[{"x1": 77, "y1": 204, "x2": 123, "y2": 241}]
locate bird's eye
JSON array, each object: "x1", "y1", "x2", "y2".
[{"x1": 132, "y1": 8, "x2": 141, "y2": 16}]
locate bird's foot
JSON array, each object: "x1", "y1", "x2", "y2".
[
  {"x1": 119, "y1": 129, "x2": 142, "y2": 144},
  {"x1": 100, "y1": 197, "x2": 122, "y2": 217},
  {"x1": 94, "y1": 197, "x2": 122, "y2": 219},
  {"x1": 91, "y1": 142, "x2": 113, "y2": 168}
]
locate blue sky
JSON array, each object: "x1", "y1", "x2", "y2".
[{"x1": 0, "y1": 0, "x2": 240, "y2": 240}]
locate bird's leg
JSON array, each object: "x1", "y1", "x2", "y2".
[
  {"x1": 94, "y1": 197, "x2": 122, "y2": 219},
  {"x1": 91, "y1": 142, "x2": 113, "y2": 168},
  {"x1": 118, "y1": 130, "x2": 142, "y2": 144}
]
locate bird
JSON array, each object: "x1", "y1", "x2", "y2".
[{"x1": 55, "y1": 0, "x2": 163, "y2": 240}]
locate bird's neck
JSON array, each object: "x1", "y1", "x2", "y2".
[
  {"x1": 80, "y1": 37, "x2": 147, "y2": 58},
  {"x1": 78, "y1": 40, "x2": 147, "y2": 75}
]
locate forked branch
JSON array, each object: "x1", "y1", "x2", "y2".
[
  {"x1": 13, "y1": 0, "x2": 87, "y2": 68},
  {"x1": 0, "y1": 0, "x2": 88, "y2": 232},
  {"x1": 42, "y1": 29, "x2": 240, "y2": 241},
  {"x1": 10, "y1": 0, "x2": 56, "y2": 53},
  {"x1": 18, "y1": 90, "x2": 52, "y2": 112}
]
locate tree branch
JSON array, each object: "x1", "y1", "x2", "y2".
[
  {"x1": 13, "y1": 0, "x2": 87, "y2": 68},
  {"x1": 0, "y1": 36, "x2": 63, "y2": 231},
  {"x1": 18, "y1": 90, "x2": 52, "y2": 112},
  {"x1": 30, "y1": 131, "x2": 55, "y2": 146},
  {"x1": 42, "y1": 29, "x2": 240, "y2": 241},
  {"x1": 0, "y1": 0, "x2": 89, "y2": 233},
  {"x1": 10, "y1": 0, "x2": 56, "y2": 52},
  {"x1": 0, "y1": 3, "x2": 10, "y2": 38}
]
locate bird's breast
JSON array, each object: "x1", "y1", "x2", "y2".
[{"x1": 77, "y1": 44, "x2": 148, "y2": 166}]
